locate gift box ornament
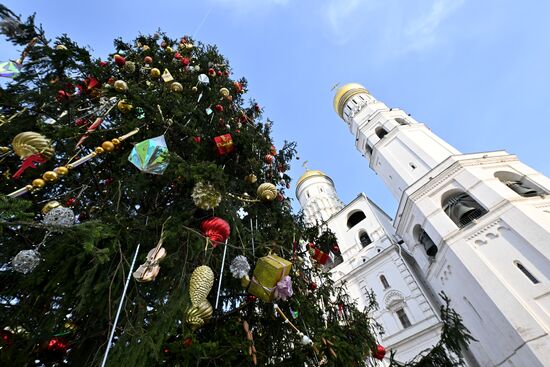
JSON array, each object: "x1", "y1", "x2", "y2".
[
  {"x1": 249, "y1": 254, "x2": 292, "y2": 302},
  {"x1": 213, "y1": 134, "x2": 234, "y2": 156},
  {"x1": 310, "y1": 247, "x2": 329, "y2": 265}
]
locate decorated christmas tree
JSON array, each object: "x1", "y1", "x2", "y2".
[{"x1": 0, "y1": 6, "x2": 474, "y2": 367}]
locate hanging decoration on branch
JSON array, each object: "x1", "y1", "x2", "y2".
[
  {"x1": 230, "y1": 255, "x2": 250, "y2": 279},
  {"x1": 213, "y1": 133, "x2": 234, "y2": 156},
  {"x1": 191, "y1": 182, "x2": 222, "y2": 210},
  {"x1": 128, "y1": 135, "x2": 169, "y2": 175},
  {"x1": 186, "y1": 265, "x2": 215, "y2": 330},
  {"x1": 0, "y1": 60, "x2": 21, "y2": 78},
  {"x1": 11, "y1": 249, "x2": 41, "y2": 274},
  {"x1": 257, "y1": 182, "x2": 277, "y2": 201},
  {"x1": 243, "y1": 321, "x2": 258, "y2": 365},
  {"x1": 7, "y1": 128, "x2": 140, "y2": 198},
  {"x1": 42, "y1": 201, "x2": 75, "y2": 227},
  {"x1": 372, "y1": 344, "x2": 386, "y2": 360},
  {"x1": 248, "y1": 254, "x2": 292, "y2": 302},
  {"x1": 11, "y1": 131, "x2": 54, "y2": 178},
  {"x1": 200, "y1": 217, "x2": 230, "y2": 247},
  {"x1": 133, "y1": 233, "x2": 167, "y2": 282}
]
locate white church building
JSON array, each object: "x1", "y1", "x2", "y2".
[{"x1": 295, "y1": 83, "x2": 550, "y2": 366}]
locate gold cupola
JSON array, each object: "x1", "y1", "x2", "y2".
[
  {"x1": 333, "y1": 83, "x2": 369, "y2": 119},
  {"x1": 296, "y1": 170, "x2": 327, "y2": 187}
]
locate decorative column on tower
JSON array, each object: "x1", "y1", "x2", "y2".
[
  {"x1": 333, "y1": 83, "x2": 460, "y2": 199},
  {"x1": 295, "y1": 170, "x2": 344, "y2": 226}
]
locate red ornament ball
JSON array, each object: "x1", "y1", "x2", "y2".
[
  {"x1": 193, "y1": 136, "x2": 202, "y2": 144},
  {"x1": 183, "y1": 337, "x2": 193, "y2": 347},
  {"x1": 181, "y1": 57, "x2": 190, "y2": 66},
  {"x1": 114, "y1": 54, "x2": 126, "y2": 66},
  {"x1": 234, "y1": 81, "x2": 243, "y2": 93},
  {"x1": 246, "y1": 295, "x2": 257, "y2": 303},
  {"x1": 208, "y1": 68, "x2": 216, "y2": 76},
  {"x1": 269, "y1": 145, "x2": 277, "y2": 155},
  {"x1": 47, "y1": 337, "x2": 69, "y2": 354},
  {"x1": 98, "y1": 61, "x2": 108, "y2": 67},
  {"x1": 66, "y1": 197, "x2": 77, "y2": 207},
  {"x1": 216, "y1": 70, "x2": 222, "y2": 76},
  {"x1": 144, "y1": 56, "x2": 153, "y2": 64},
  {"x1": 374, "y1": 344, "x2": 386, "y2": 360},
  {"x1": 223, "y1": 70, "x2": 229, "y2": 76},
  {"x1": 200, "y1": 217, "x2": 230, "y2": 247},
  {"x1": 174, "y1": 52, "x2": 182, "y2": 59},
  {"x1": 308, "y1": 282, "x2": 318, "y2": 291},
  {"x1": 264, "y1": 154, "x2": 274, "y2": 164},
  {"x1": 1, "y1": 330, "x2": 13, "y2": 347},
  {"x1": 332, "y1": 244, "x2": 340, "y2": 253},
  {"x1": 214, "y1": 104, "x2": 224, "y2": 112}
]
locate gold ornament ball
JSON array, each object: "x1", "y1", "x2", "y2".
[
  {"x1": 55, "y1": 44, "x2": 67, "y2": 51},
  {"x1": 112, "y1": 138, "x2": 121, "y2": 145},
  {"x1": 185, "y1": 43, "x2": 194, "y2": 49},
  {"x1": 42, "y1": 171, "x2": 58, "y2": 182},
  {"x1": 191, "y1": 86, "x2": 198, "y2": 92},
  {"x1": 257, "y1": 182, "x2": 277, "y2": 201},
  {"x1": 95, "y1": 147, "x2": 105, "y2": 154},
  {"x1": 54, "y1": 166, "x2": 69, "y2": 176},
  {"x1": 101, "y1": 141, "x2": 115, "y2": 152},
  {"x1": 219, "y1": 87, "x2": 230, "y2": 97},
  {"x1": 117, "y1": 100, "x2": 134, "y2": 113},
  {"x1": 166, "y1": 46, "x2": 173, "y2": 53},
  {"x1": 113, "y1": 80, "x2": 128, "y2": 92},
  {"x1": 171, "y1": 82, "x2": 183, "y2": 93},
  {"x1": 32, "y1": 178, "x2": 46, "y2": 188},
  {"x1": 244, "y1": 174, "x2": 257, "y2": 184},
  {"x1": 151, "y1": 68, "x2": 161, "y2": 77},
  {"x1": 42, "y1": 200, "x2": 61, "y2": 215},
  {"x1": 142, "y1": 45, "x2": 150, "y2": 51}
]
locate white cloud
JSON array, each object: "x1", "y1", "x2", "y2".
[
  {"x1": 404, "y1": 0, "x2": 466, "y2": 51},
  {"x1": 324, "y1": 0, "x2": 466, "y2": 54}
]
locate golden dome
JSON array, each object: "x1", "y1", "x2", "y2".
[
  {"x1": 296, "y1": 170, "x2": 327, "y2": 187},
  {"x1": 333, "y1": 83, "x2": 369, "y2": 119}
]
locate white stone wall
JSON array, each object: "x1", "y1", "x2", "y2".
[
  {"x1": 326, "y1": 195, "x2": 442, "y2": 364},
  {"x1": 395, "y1": 152, "x2": 550, "y2": 366}
]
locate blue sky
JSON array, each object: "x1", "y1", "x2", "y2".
[{"x1": 2, "y1": 0, "x2": 549, "y2": 217}]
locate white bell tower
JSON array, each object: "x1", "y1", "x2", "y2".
[
  {"x1": 334, "y1": 83, "x2": 550, "y2": 367},
  {"x1": 333, "y1": 83, "x2": 459, "y2": 199},
  {"x1": 295, "y1": 170, "x2": 344, "y2": 226}
]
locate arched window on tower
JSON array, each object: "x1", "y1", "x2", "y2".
[
  {"x1": 347, "y1": 211, "x2": 366, "y2": 229},
  {"x1": 442, "y1": 192, "x2": 487, "y2": 228},
  {"x1": 395, "y1": 117, "x2": 408, "y2": 126},
  {"x1": 413, "y1": 225, "x2": 438, "y2": 256},
  {"x1": 494, "y1": 171, "x2": 546, "y2": 197},
  {"x1": 375, "y1": 126, "x2": 388, "y2": 140},
  {"x1": 380, "y1": 275, "x2": 390, "y2": 289},
  {"x1": 359, "y1": 231, "x2": 371, "y2": 247},
  {"x1": 515, "y1": 261, "x2": 540, "y2": 284}
]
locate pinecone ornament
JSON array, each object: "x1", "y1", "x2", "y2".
[{"x1": 186, "y1": 265, "x2": 215, "y2": 329}]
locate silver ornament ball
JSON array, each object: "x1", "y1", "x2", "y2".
[
  {"x1": 12, "y1": 249, "x2": 41, "y2": 274},
  {"x1": 43, "y1": 206, "x2": 75, "y2": 227}
]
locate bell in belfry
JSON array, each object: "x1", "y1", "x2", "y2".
[
  {"x1": 420, "y1": 231, "x2": 438, "y2": 257},
  {"x1": 506, "y1": 181, "x2": 539, "y2": 197}
]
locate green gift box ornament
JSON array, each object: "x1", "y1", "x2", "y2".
[{"x1": 248, "y1": 254, "x2": 292, "y2": 303}]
